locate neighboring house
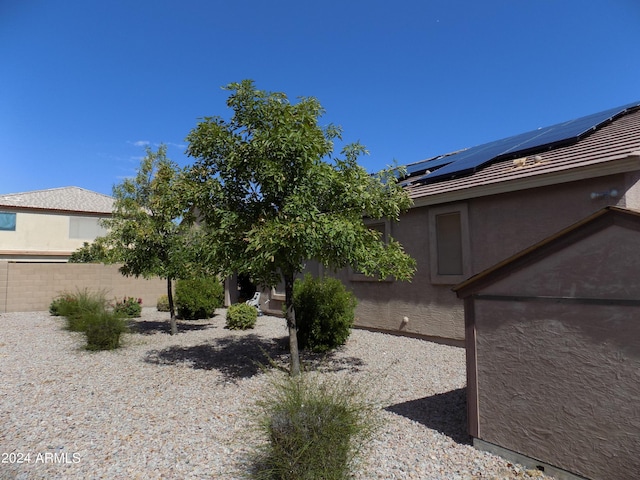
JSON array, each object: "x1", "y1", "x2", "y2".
[
  {"x1": 324, "y1": 101, "x2": 640, "y2": 345},
  {"x1": 0, "y1": 186, "x2": 113, "y2": 262},
  {"x1": 454, "y1": 206, "x2": 640, "y2": 480}
]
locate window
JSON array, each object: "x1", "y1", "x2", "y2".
[
  {"x1": 69, "y1": 216, "x2": 108, "y2": 239},
  {"x1": 429, "y1": 203, "x2": 470, "y2": 284},
  {"x1": 0, "y1": 212, "x2": 16, "y2": 231},
  {"x1": 436, "y1": 212, "x2": 463, "y2": 275},
  {"x1": 350, "y1": 219, "x2": 392, "y2": 281}
]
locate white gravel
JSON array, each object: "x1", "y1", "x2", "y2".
[{"x1": 0, "y1": 308, "x2": 552, "y2": 480}]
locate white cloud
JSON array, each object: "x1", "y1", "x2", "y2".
[
  {"x1": 165, "y1": 142, "x2": 187, "y2": 150},
  {"x1": 130, "y1": 140, "x2": 150, "y2": 147}
]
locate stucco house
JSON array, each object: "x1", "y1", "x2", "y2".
[
  {"x1": 454, "y1": 206, "x2": 640, "y2": 480},
  {"x1": 326, "y1": 101, "x2": 640, "y2": 345},
  {"x1": 239, "y1": 101, "x2": 640, "y2": 344},
  {"x1": 0, "y1": 186, "x2": 169, "y2": 313},
  {"x1": 0, "y1": 186, "x2": 113, "y2": 262}
]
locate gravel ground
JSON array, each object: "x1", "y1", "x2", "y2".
[{"x1": 0, "y1": 308, "x2": 553, "y2": 480}]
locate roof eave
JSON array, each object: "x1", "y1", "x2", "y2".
[
  {"x1": 410, "y1": 152, "x2": 640, "y2": 209},
  {"x1": 0, "y1": 205, "x2": 112, "y2": 216}
]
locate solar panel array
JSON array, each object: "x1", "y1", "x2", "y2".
[{"x1": 402, "y1": 101, "x2": 640, "y2": 184}]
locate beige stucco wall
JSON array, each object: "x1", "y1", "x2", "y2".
[
  {"x1": 336, "y1": 172, "x2": 639, "y2": 343},
  {"x1": 468, "y1": 173, "x2": 634, "y2": 273},
  {"x1": 0, "y1": 211, "x2": 108, "y2": 260},
  {"x1": 333, "y1": 206, "x2": 466, "y2": 344},
  {"x1": 470, "y1": 223, "x2": 640, "y2": 480},
  {"x1": 0, "y1": 262, "x2": 166, "y2": 313}
]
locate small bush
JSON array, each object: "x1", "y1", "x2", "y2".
[
  {"x1": 251, "y1": 373, "x2": 380, "y2": 480},
  {"x1": 112, "y1": 296, "x2": 142, "y2": 318},
  {"x1": 175, "y1": 277, "x2": 224, "y2": 320},
  {"x1": 49, "y1": 293, "x2": 75, "y2": 316},
  {"x1": 293, "y1": 274, "x2": 357, "y2": 352},
  {"x1": 84, "y1": 310, "x2": 128, "y2": 351},
  {"x1": 50, "y1": 289, "x2": 109, "y2": 332},
  {"x1": 156, "y1": 295, "x2": 170, "y2": 312},
  {"x1": 226, "y1": 303, "x2": 258, "y2": 330}
]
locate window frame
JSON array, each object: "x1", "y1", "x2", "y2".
[
  {"x1": 0, "y1": 211, "x2": 17, "y2": 231},
  {"x1": 271, "y1": 279, "x2": 286, "y2": 302},
  {"x1": 68, "y1": 215, "x2": 108, "y2": 240},
  {"x1": 428, "y1": 203, "x2": 471, "y2": 284}
]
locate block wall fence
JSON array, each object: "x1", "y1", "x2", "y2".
[{"x1": 0, "y1": 262, "x2": 166, "y2": 313}]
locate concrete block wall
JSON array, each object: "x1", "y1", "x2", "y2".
[
  {"x1": 0, "y1": 261, "x2": 8, "y2": 313},
  {"x1": 0, "y1": 262, "x2": 167, "y2": 313}
]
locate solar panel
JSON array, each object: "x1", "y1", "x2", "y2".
[
  {"x1": 404, "y1": 154, "x2": 453, "y2": 176},
  {"x1": 409, "y1": 101, "x2": 640, "y2": 184}
]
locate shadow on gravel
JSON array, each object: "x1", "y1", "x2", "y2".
[
  {"x1": 145, "y1": 334, "x2": 290, "y2": 381},
  {"x1": 302, "y1": 350, "x2": 366, "y2": 374},
  {"x1": 144, "y1": 334, "x2": 366, "y2": 382},
  {"x1": 385, "y1": 388, "x2": 471, "y2": 445},
  {"x1": 128, "y1": 320, "x2": 215, "y2": 335}
]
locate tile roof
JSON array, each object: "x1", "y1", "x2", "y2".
[
  {"x1": 406, "y1": 108, "x2": 640, "y2": 203},
  {"x1": 0, "y1": 186, "x2": 114, "y2": 214}
]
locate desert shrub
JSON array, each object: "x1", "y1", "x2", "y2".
[
  {"x1": 292, "y1": 274, "x2": 357, "y2": 352},
  {"x1": 251, "y1": 373, "x2": 380, "y2": 480},
  {"x1": 49, "y1": 293, "x2": 75, "y2": 316},
  {"x1": 51, "y1": 289, "x2": 109, "y2": 332},
  {"x1": 156, "y1": 294, "x2": 170, "y2": 312},
  {"x1": 226, "y1": 303, "x2": 258, "y2": 330},
  {"x1": 112, "y1": 296, "x2": 142, "y2": 317},
  {"x1": 84, "y1": 310, "x2": 128, "y2": 351},
  {"x1": 175, "y1": 277, "x2": 224, "y2": 319}
]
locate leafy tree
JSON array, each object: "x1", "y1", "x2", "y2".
[
  {"x1": 101, "y1": 145, "x2": 203, "y2": 335},
  {"x1": 186, "y1": 80, "x2": 416, "y2": 374},
  {"x1": 69, "y1": 238, "x2": 111, "y2": 263}
]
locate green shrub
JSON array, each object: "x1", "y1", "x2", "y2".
[
  {"x1": 50, "y1": 289, "x2": 128, "y2": 350},
  {"x1": 84, "y1": 310, "x2": 128, "y2": 351},
  {"x1": 251, "y1": 373, "x2": 380, "y2": 480},
  {"x1": 156, "y1": 294, "x2": 170, "y2": 312},
  {"x1": 112, "y1": 296, "x2": 142, "y2": 318},
  {"x1": 50, "y1": 289, "x2": 109, "y2": 332},
  {"x1": 49, "y1": 293, "x2": 75, "y2": 316},
  {"x1": 68, "y1": 239, "x2": 110, "y2": 263},
  {"x1": 175, "y1": 277, "x2": 224, "y2": 319},
  {"x1": 292, "y1": 274, "x2": 357, "y2": 352},
  {"x1": 226, "y1": 303, "x2": 258, "y2": 330}
]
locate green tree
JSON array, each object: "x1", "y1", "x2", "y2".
[
  {"x1": 68, "y1": 238, "x2": 111, "y2": 263},
  {"x1": 186, "y1": 80, "x2": 415, "y2": 374},
  {"x1": 102, "y1": 145, "x2": 202, "y2": 335}
]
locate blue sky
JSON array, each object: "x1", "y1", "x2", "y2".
[{"x1": 1, "y1": 0, "x2": 639, "y2": 196}]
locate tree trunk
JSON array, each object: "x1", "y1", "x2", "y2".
[
  {"x1": 284, "y1": 273, "x2": 301, "y2": 376},
  {"x1": 167, "y1": 277, "x2": 178, "y2": 335}
]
